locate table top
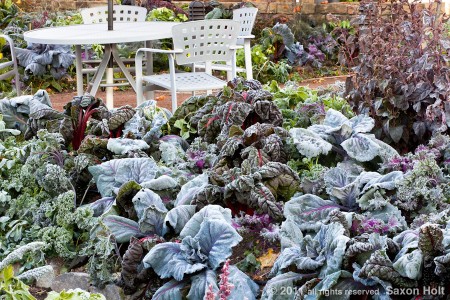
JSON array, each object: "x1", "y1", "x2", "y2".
[{"x1": 24, "y1": 21, "x2": 179, "y2": 45}]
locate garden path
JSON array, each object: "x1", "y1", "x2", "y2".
[{"x1": 48, "y1": 75, "x2": 349, "y2": 111}]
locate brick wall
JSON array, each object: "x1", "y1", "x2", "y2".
[
  {"x1": 22, "y1": 0, "x2": 450, "y2": 25},
  {"x1": 22, "y1": 0, "x2": 108, "y2": 12}
]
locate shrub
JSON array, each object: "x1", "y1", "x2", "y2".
[{"x1": 346, "y1": 0, "x2": 450, "y2": 151}]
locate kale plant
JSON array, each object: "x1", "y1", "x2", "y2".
[{"x1": 346, "y1": 0, "x2": 450, "y2": 150}]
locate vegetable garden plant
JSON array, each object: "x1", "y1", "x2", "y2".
[{"x1": 0, "y1": 0, "x2": 450, "y2": 299}]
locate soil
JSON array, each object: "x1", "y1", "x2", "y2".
[
  {"x1": 47, "y1": 75, "x2": 350, "y2": 111},
  {"x1": 29, "y1": 286, "x2": 51, "y2": 300}
]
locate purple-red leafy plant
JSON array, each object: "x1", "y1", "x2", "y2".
[{"x1": 346, "y1": 0, "x2": 450, "y2": 151}]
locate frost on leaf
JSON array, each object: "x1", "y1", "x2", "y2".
[{"x1": 289, "y1": 128, "x2": 332, "y2": 158}]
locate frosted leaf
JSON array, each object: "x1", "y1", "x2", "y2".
[{"x1": 289, "y1": 128, "x2": 332, "y2": 158}]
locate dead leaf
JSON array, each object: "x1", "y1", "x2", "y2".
[
  {"x1": 257, "y1": 248, "x2": 279, "y2": 270},
  {"x1": 155, "y1": 95, "x2": 166, "y2": 101}
]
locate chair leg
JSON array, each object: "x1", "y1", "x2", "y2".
[
  {"x1": 244, "y1": 40, "x2": 253, "y2": 80},
  {"x1": 205, "y1": 61, "x2": 212, "y2": 94},
  {"x1": 135, "y1": 50, "x2": 144, "y2": 106},
  {"x1": 226, "y1": 60, "x2": 233, "y2": 82},
  {"x1": 168, "y1": 54, "x2": 178, "y2": 113}
]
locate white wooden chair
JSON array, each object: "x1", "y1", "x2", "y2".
[
  {"x1": 79, "y1": 5, "x2": 147, "y2": 90},
  {"x1": 0, "y1": 34, "x2": 21, "y2": 96},
  {"x1": 135, "y1": 19, "x2": 240, "y2": 112},
  {"x1": 195, "y1": 7, "x2": 258, "y2": 80}
]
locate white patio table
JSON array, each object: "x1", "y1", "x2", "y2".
[{"x1": 24, "y1": 22, "x2": 179, "y2": 106}]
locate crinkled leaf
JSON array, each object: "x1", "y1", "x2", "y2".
[
  {"x1": 392, "y1": 249, "x2": 423, "y2": 280},
  {"x1": 284, "y1": 194, "x2": 341, "y2": 232},
  {"x1": 89, "y1": 157, "x2": 158, "y2": 197},
  {"x1": 262, "y1": 133, "x2": 288, "y2": 163},
  {"x1": 77, "y1": 136, "x2": 109, "y2": 157},
  {"x1": 289, "y1": 128, "x2": 332, "y2": 158},
  {"x1": 257, "y1": 162, "x2": 300, "y2": 200},
  {"x1": 132, "y1": 189, "x2": 166, "y2": 220},
  {"x1": 228, "y1": 265, "x2": 260, "y2": 300},
  {"x1": 341, "y1": 133, "x2": 381, "y2": 162},
  {"x1": 163, "y1": 205, "x2": 196, "y2": 235},
  {"x1": 118, "y1": 237, "x2": 143, "y2": 292},
  {"x1": 152, "y1": 279, "x2": 186, "y2": 300},
  {"x1": 250, "y1": 182, "x2": 283, "y2": 220},
  {"x1": 139, "y1": 205, "x2": 167, "y2": 236},
  {"x1": 174, "y1": 173, "x2": 209, "y2": 206},
  {"x1": 219, "y1": 136, "x2": 244, "y2": 158},
  {"x1": 29, "y1": 96, "x2": 63, "y2": 120},
  {"x1": 304, "y1": 270, "x2": 352, "y2": 300},
  {"x1": 348, "y1": 114, "x2": 375, "y2": 133},
  {"x1": 143, "y1": 242, "x2": 206, "y2": 281},
  {"x1": 279, "y1": 219, "x2": 304, "y2": 250},
  {"x1": 418, "y1": 223, "x2": 444, "y2": 257},
  {"x1": 191, "y1": 184, "x2": 224, "y2": 210},
  {"x1": 315, "y1": 223, "x2": 350, "y2": 277},
  {"x1": 103, "y1": 215, "x2": 145, "y2": 243},
  {"x1": 115, "y1": 181, "x2": 142, "y2": 219},
  {"x1": 241, "y1": 147, "x2": 271, "y2": 174},
  {"x1": 323, "y1": 109, "x2": 349, "y2": 128},
  {"x1": 216, "y1": 101, "x2": 253, "y2": 128},
  {"x1": 261, "y1": 272, "x2": 311, "y2": 300},
  {"x1": 359, "y1": 250, "x2": 417, "y2": 288},
  {"x1": 253, "y1": 100, "x2": 283, "y2": 126},
  {"x1": 180, "y1": 205, "x2": 232, "y2": 239},
  {"x1": 198, "y1": 113, "x2": 222, "y2": 143},
  {"x1": 108, "y1": 105, "x2": 135, "y2": 130},
  {"x1": 187, "y1": 270, "x2": 218, "y2": 300},
  {"x1": 88, "y1": 197, "x2": 115, "y2": 217},
  {"x1": 195, "y1": 218, "x2": 242, "y2": 269},
  {"x1": 434, "y1": 252, "x2": 450, "y2": 276},
  {"x1": 141, "y1": 175, "x2": 178, "y2": 191},
  {"x1": 107, "y1": 138, "x2": 149, "y2": 155}
]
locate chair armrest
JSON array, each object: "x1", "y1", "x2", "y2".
[
  {"x1": 136, "y1": 48, "x2": 183, "y2": 55},
  {"x1": 229, "y1": 45, "x2": 243, "y2": 50},
  {"x1": 238, "y1": 34, "x2": 255, "y2": 40}
]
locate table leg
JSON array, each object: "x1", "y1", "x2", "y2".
[
  {"x1": 110, "y1": 44, "x2": 136, "y2": 92},
  {"x1": 75, "y1": 45, "x2": 83, "y2": 96},
  {"x1": 87, "y1": 45, "x2": 112, "y2": 97}
]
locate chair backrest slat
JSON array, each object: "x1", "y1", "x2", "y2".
[
  {"x1": 172, "y1": 19, "x2": 240, "y2": 66},
  {"x1": 80, "y1": 5, "x2": 147, "y2": 24},
  {"x1": 233, "y1": 7, "x2": 258, "y2": 38}
]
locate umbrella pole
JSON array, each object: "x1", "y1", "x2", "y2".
[
  {"x1": 108, "y1": 0, "x2": 113, "y2": 31},
  {"x1": 106, "y1": 0, "x2": 114, "y2": 109}
]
